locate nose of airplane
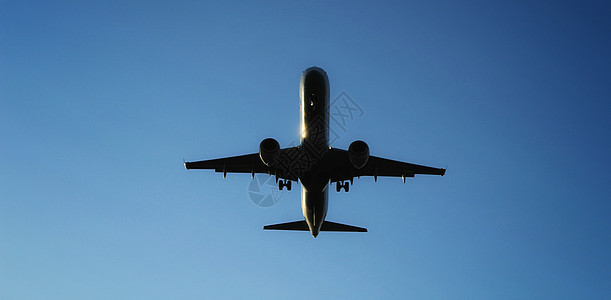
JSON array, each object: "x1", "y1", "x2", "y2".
[{"x1": 303, "y1": 66, "x2": 326, "y2": 75}]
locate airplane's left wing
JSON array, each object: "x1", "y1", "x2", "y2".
[
  {"x1": 184, "y1": 147, "x2": 300, "y2": 181},
  {"x1": 327, "y1": 148, "x2": 445, "y2": 183}
]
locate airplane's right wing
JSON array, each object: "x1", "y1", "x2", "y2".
[{"x1": 184, "y1": 147, "x2": 301, "y2": 181}]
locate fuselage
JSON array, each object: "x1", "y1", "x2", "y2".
[{"x1": 299, "y1": 67, "x2": 330, "y2": 237}]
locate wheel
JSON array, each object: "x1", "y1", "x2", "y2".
[
  {"x1": 278, "y1": 180, "x2": 285, "y2": 191},
  {"x1": 344, "y1": 182, "x2": 349, "y2": 192},
  {"x1": 336, "y1": 182, "x2": 341, "y2": 192},
  {"x1": 278, "y1": 180, "x2": 291, "y2": 191}
]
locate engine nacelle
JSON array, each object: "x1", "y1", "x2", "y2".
[
  {"x1": 348, "y1": 140, "x2": 369, "y2": 169},
  {"x1": 259, "y1": 138, "x2": 280, "y2": 167}
]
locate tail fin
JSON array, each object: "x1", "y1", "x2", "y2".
[{"x1": 263, "y1": 220, "x2": 367, "y2": 232}]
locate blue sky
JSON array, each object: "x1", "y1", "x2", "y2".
[{"x1": 1, "y1": 1, "x2": 610, "y2": 299}]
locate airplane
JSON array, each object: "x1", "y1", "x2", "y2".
[{"x1": 184, "y1": 67, "x2": 446, "y2": 237}]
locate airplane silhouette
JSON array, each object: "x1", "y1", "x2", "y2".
[{"x1": 185, "y1": 67, "x2": 445, "y2": 237}]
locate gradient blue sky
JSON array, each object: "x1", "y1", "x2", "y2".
[{"x1": 1, "y1": 1, "x2": 610, "y2": 299}]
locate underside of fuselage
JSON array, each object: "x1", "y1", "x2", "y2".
[{"x1": 299, "y1": 67, "x2": 330, "y2": 237}]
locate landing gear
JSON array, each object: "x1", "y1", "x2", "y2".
[
  {"x1": 279, "y1": 179, "x2": 292, "y2": 191},
  {"x1": 336, "y1": 181, "x2": 349, "y2": 192}
]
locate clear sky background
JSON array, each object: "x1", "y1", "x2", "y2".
[{"x1": 1, "y1": 1, "x2": 610, "y2": 299}]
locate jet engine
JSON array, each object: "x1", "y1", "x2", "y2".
[
  {"x1": 348, "y1": 140, "x2": 369, "y2": 169},
  {"x1": 259, "y1": 138, "x2": 280, "y2": 166}
]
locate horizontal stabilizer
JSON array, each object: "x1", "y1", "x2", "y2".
[
  {"x1": 263, "y1": 220, "x2": 309, "y2": 231},
  {"x1": 263, "y1": 220, "x2": 367, "y2": 232},
  {"x1": 321, "y1": 221, "x2": 367, "y2": 232}
]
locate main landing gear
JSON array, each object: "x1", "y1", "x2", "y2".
[
  {"x1": 336, "y1": 181, "x2": 350, "y2": 192},
  {"x1": 278, "y1": 179, "x2": 292, "y2": 191}
]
